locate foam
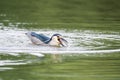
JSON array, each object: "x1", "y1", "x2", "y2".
[{"x1": 0, "y1": 27, "x2": 120, "y2": 56}]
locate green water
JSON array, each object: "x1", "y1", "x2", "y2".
[
  {"x1": 0, "y1": 0, "x2": 120, "y2": 80},
  {"x1": 0, "y1": 53, "x2": 120, "y2": 80},
  {"x1": 0, "y1": 0, "x2": 120, "y2": 31}
]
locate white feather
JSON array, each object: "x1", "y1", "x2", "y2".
[
  {"x1": 26, "y1": 32, "x2": 44, "y2": 45},
  {"x1": 49, "y1": 36, "x2": 60, "y2": 46}
]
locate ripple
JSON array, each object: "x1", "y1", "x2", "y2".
[
  {"x1": 0, "y1": 27, "x2": 120, "y2": 55},
  {"x1": 0, "y1": 60, "x2": 27, "y2": 66},
  {"x1": 0, "y1": 67, "x2": 13, "y2": 71}
]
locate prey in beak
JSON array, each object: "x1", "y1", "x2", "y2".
[
  {"x1": 57, "y1": 36, "x2": 68, "y2": 47},
  {"x1": 25, "y1": 32, "x2": 68, "y2": 47}
]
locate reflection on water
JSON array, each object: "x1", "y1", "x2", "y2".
[
  {"x1": 0, "y1": 0, "x2": 120, "y2": 79},
  {"x1": 0, "y1": 53, "x2": 120, "y2": 80},
  {"x1": 0, "y1": 27, "x2": 120, "y2": 80}
]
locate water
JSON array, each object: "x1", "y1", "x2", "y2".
[
  {"x1": 0, "y1": 0, "x2": 120, "y2": 80},
  {"x1": 0, "y1": 27, "x2": 120, "y2": 52},
  {"x1": 0, "y1": 27, "x2": 120, "y2": 80}
]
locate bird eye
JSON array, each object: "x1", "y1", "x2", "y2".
[{"x1": 57, "y1": 37, "x2": 60, "y2": 41}]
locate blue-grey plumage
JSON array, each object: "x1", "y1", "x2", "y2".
[
  {"x1": 25, "y1": 32, "x2": 68, "y2": 47},
  {"x1": 30, "y1": 32, "x2": 50, "y2": 44}
]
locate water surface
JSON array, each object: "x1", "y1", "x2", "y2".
[
  {"x1": 0, "y1": 27, "x2": 120, "y2": 80},
  {"x1": 0, "y1": 0, "x2": 120, "y2": 80}
]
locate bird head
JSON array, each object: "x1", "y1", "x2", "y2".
[{"x1": 51, "y1": 34, "x2": 68, "y2": 47}]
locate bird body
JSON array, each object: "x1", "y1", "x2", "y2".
[{"x1": 25, "y1": 32, "x2": 68, "y2": 47}]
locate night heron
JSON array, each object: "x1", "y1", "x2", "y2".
[{"x1": 25, "y1": 32, "x2": 68, "y2": 47}]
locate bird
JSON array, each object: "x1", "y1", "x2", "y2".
[{"x1": 25, "y1": 32, "x2": 68, "y2": 47}]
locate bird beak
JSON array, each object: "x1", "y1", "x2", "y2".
[{"x1": 58, "y1": 37, "x2": 68, "y2": 47}]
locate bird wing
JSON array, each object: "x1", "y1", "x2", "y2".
[{"x1": 31, "y1": 32, "x2": 50, "y2": 44}]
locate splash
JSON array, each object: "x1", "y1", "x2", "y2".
[{"x1": 0, "y1": 27, "x2": 120, "y2": 56}]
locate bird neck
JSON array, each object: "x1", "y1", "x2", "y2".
[{"x1": 49, "y1": 37, "x2": 60, "y2": 46}]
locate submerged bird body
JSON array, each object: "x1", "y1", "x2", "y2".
[{"x1": 25, "y1": 32, "x2": 68, "y2": 47}]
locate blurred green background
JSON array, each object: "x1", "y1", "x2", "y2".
[
  {"x1": 0, "y1": 0, "x2": 120, "y2": 30},
  {"x1": 0, "y1": 0, "x2": 120, "y2": 80}
]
